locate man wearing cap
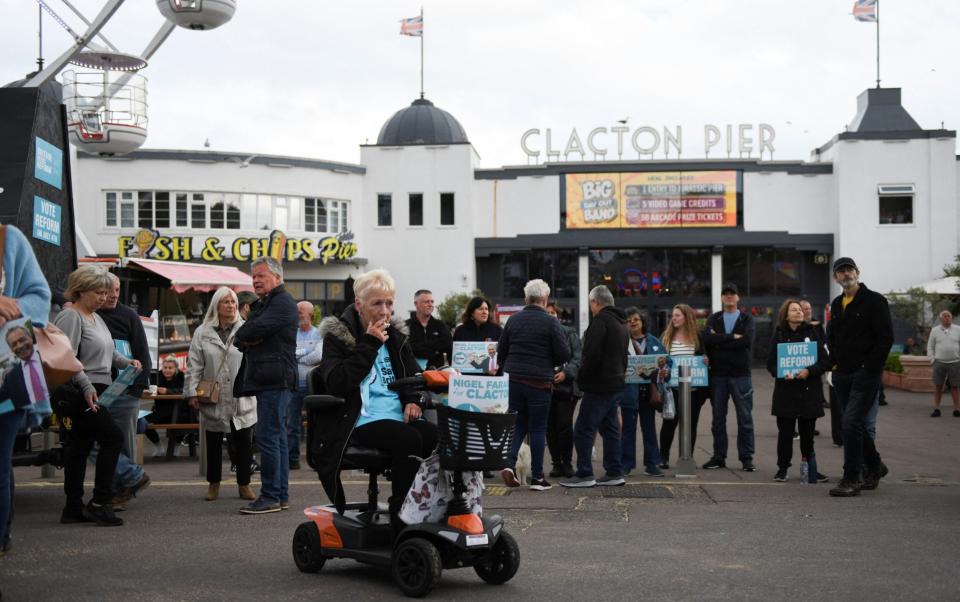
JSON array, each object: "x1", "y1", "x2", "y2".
[
  {"x1": 827, "y1": 257, "x2": 893, "y2": 497},
  {"x1": 701, "y1": 282, "x2": 756, "y2": 472}
]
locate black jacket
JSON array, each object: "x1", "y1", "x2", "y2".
[
  {"x1": 554, "y1": 325, "x2": 583, "y2": 397},
  {"x1": 827, "y1": 283, "x2": 894, "y2": 374},
  {"x1": 452, "y1": 320, "x2": 503, "y2": 342},
  {"x1": 233, "y1": 284, "x2": 298, "y2": 394},
  {"x1": 497, "y1": 304, "x2": 570, "y2": 382},
  {"x1": 314, "y1": 306, "x2": 421, "y2": 511},
  {"x1": 405, "y1": 315, "x2": 452, "y2": 368},
  {"x1": 98, "y1": 303, "x2": 152, "y2": 398},
  {"x1": 701, "y1": 310, "x2": 755, "y2": 378},
  {"x1": 578, "y1": 306, "x2": 629, "y2": 393},
  {"x1": 766, "y1": 323, "x2": 828, "y2": 419}
]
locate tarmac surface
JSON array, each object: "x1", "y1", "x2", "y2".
[{"x1": 2, "y1": 370, "x2": 959, "y2": 601}]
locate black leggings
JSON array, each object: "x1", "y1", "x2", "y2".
[
  {"x1": 352, "y1": 419, "x2": 437, "y2": 510},
  {"x1": 659, "y1": 388, "x2": 707, "y2": 464},
  {"x1": 547, "y1": 392, "x2": 578, "y2": 468},
  {"x1": 776, "y1": 416, "x2": 816, "y2": 469},
  {"x1": 205, "y1": 425, "x2": 254, "y2": 485}
]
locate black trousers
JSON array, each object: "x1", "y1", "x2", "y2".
[
  {"x1": 206, "y1": 424, "x2": 253, "y2": 485},
  {"x1": 659, "y1": 388, "x2": 706, "y2": 464},
  {"x1": 776, "y1": 416, "x2": 816, "y2": 468},
  {"x1": 546, "y1": 391, "x2": 578, "y2": 468},
  {"x1": 60, "y1": 384, "x2": 123, "y2": 510},
  {"x1": 352, "y1": 419, "x2": 437, "y2": 510}
]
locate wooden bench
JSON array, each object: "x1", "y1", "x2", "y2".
[{"x1": 145, "y1": 423, "x2": 200, "y2": 461}]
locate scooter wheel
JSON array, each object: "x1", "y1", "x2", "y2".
[
  {"x1": 293, "y1": 521, "x2": 326, "y2": 573},
  {"x1": 474, "y1": 530, "x2": 520, "y2": 585},
  {"x1": 392, "y1": 537, "x2": 442, "y2": 598}
]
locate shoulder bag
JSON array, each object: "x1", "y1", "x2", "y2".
[
  {"x1": 0, "y1": 226, "x2": 83, "y2": 389},
  {"x1": 196, "y1": 335, "x2": 234, "y2": 404}
]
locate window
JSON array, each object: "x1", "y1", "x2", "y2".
[
  {"x1": 155, "y1": 192, "x2": 170, "y2": 228},
  {"x1": 105, "y1": 192, "x2": 117, "y2": 227},
  {"x1": 191, "y1": 193, "x2": 206, "y2": 229},
  {"x1": 408, "y1": 193, "x2": 424, "y2": 226},
  {"x1": 305, "y1": 198, "x2": 327, "y2": 233},
  {"x1": 210, "y1": 201, "x2": 240, "y2": 229},
  {"x1": 120, "y1": 192, "x2": 134, "y2": 227},
  {"x1": 377, "y1": 194, "x2": 392, "y2": 227},
  {"x1": 440, "y1": 192, "x2": 455, "y2": 225},
  {"x1": 138, "y1": 191, "x2": 153, "y2": 228},
  {"x1": 878, "y1": 185, "x2": 914, "y2": 224},
  {"x1": 175, "y1": 193, "x2": 188, "y2": 227}
]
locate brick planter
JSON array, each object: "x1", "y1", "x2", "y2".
[
  {"x1": 892, "y1": 355, "x2": 935, "y2": 393},
  {"x1": 882, "y1": 371, "x2": 904, "y2": 389}
]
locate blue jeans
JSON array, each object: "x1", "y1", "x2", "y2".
[
  {"x1": 286, "y1": 388, "x2": 306, "y2": 463},
  {"x1": 619, "y1": 385, "x2": 661, "y2": 472},
  {"x1": 574, "y1": 391, "x2": 623, "y2": 478},
  {"x1": 255, "y1": 389, "x2": 290, "y2": 502},
  {"x1": 832, "y1": 383, "x2": 880, "y2": 444},
  {"x1": 88, "y1": 448, "x2": 144, "y2": 491},
  {"x1": 0, "y1": 409, "x2": 26, "y2": 548},
  {"x1": 833, "y1": 369, "x2": 882, "y2": 481},
  {"x1": 710, "y1": 375, "x2": 755, "y2": 462},
  {"x1": 506, "y1": 381, "x2": 552, "y2": 480}
]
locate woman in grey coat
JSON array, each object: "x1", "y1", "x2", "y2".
[{"x1": 185, "y1": 287, "x2": 257, "y2": 502}]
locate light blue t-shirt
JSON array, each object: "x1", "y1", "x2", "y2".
[
  {"x1": 355, "y1": 345, "x2": 403, "y2": 427},
  {"x1": 722, "y1": 310, "x2": 739, "y2": 334}
]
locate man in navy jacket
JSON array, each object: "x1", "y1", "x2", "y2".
[
  {"x1": 235, "y1": 257, "x2": 298, "y2": 514},
  {"x1": 701, "y1": 283, "x2": 756, "y2": 472}
]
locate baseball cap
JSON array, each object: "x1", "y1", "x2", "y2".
[
  {"x1": 832, "y1": 257, "x2": 858, "y2": 273},
  {"x1": 720, "y1": 282, "x2": 739, "y2": 296}
]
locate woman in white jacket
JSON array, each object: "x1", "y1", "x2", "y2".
[{"x1": 185, "y1": 287, "x2": 257, "y2": 502}]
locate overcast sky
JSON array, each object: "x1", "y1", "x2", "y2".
[{"x1": 1, "y1": 0, "x2": 956, "y2": 167}]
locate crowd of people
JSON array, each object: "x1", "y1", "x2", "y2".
[{"x1": 4, "y1": 237, "x2": 954, "y2": 556}]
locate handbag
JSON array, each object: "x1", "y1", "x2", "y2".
[
  {"x1": 0, "y1": 226, "x2": 83, "y2": 389},
  {"x1": 648, "y1": 382, "x2": 663, "y2": 410},
  {"x1": 196, "y1": 335, "x2": 234, "y2": 404}
]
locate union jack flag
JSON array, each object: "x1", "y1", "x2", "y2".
[
  {"x1": 852, "y1": 0, "x2": 877, "y2": 22},
  {"x1": 400, "y1": 14, "x2": 423, "y2": 37}
]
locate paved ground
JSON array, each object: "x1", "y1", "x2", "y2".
[{"x1": 2, "y1": 370, "x2": 958, "y2": 600}]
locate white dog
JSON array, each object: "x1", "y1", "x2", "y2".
[{"x1": 514, "y1": 441, "x2": 532, "y2": 486}]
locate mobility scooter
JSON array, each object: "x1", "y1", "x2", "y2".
[{"x1": 292, "y1": 370, "x2": 521, "y2": 598}]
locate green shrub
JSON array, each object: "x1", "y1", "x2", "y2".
[{"x1": 884, "y1": 353, "x2": 903, "y2": 373}]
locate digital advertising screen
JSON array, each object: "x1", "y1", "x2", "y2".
[{"x1": 564, "y1": 170, "x2": 738, "y2": 229}]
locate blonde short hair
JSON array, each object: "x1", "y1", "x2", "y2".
[
  {"x1": 353, "y1": 269, "x2": 396, "y2": 301},
  {"x1": 64, "y1": 265, "x2": 113, "y2": 302}
]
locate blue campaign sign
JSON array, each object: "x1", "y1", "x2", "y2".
[
  {"x1": 776, "y1": 341, "x2": 818, "y2": 378},
  {"x1": 668, "y1": 355, "x2": 709, "y2": 388},
  {"x1": 34, "y1": 137, "x2": 63, "y2": 190},
  {"x1": 32, "y1": 196, "x2": 62, "y2": 246}
]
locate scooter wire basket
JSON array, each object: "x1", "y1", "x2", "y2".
[{"x1": 435, "y1": 405, "x2": 517, "y2": 471}]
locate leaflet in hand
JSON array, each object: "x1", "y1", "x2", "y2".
[
  {"x1": 625, "y1": 354, "x2": 670, "y2": 384},
  {"x1": 97, "y1": 365, "x2": 142, "y2": 408}
]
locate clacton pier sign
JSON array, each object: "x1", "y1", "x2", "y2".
[{"x1": 520, "y1": 123, "x2": 776, "y2": 162}]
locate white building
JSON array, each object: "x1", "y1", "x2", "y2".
[{"x1": 72, "y1": 87, "x2": 959, "y2": 357}]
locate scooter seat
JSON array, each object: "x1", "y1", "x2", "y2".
[{"x1": 342, "y1": 445, "x2": 392, "y2": 473}]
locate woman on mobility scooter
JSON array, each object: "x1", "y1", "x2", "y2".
[
  {"x1": 313, "y1": 269, "x2": 437, "y2": 532},
  {"x1": 297, "y1": 268, "x2": 521, "y2": 597}
]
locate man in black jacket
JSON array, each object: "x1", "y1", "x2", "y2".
[
  {"x1": 235, "y1": 257, "x2": 299, "y2": 514},
  {"x1": 701, "y1": 283, "x2": 756, "y2": 472},
  {"x1": 405, "y1": 289, "x2": 452, "y2": 368},
  {"x1": 97, "y1": 272, "x2": 152, "y2": 508},
  {"x1": 561, "y1": 286, "x2": 629, "y2": 488},
  {"x1": 827, "y1": 257, "x2": 892, "y2": 497}
]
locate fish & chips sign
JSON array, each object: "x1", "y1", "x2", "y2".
[{"x1": 118, "y1": 229, "x2": 359, "y2": 264}]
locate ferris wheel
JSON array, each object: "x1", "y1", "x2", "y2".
[{"x1": 21, "y1": 0, "x2": 236, "y2": 156}]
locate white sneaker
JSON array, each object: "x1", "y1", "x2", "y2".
[{"x1": 152, "y1": 443, "x2": 166, "y2": 458}]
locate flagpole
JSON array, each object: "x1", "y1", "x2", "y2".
[
  {"x1": 420, "y1": 6, "x2": 424, "y2": 98},
  {"x1": 875, "y1": 0, "x2": 880, "y2": 88}
]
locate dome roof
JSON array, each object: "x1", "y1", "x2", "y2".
[{"x1": 376, "y1": 97, "x2": 468, "y2": 145}]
